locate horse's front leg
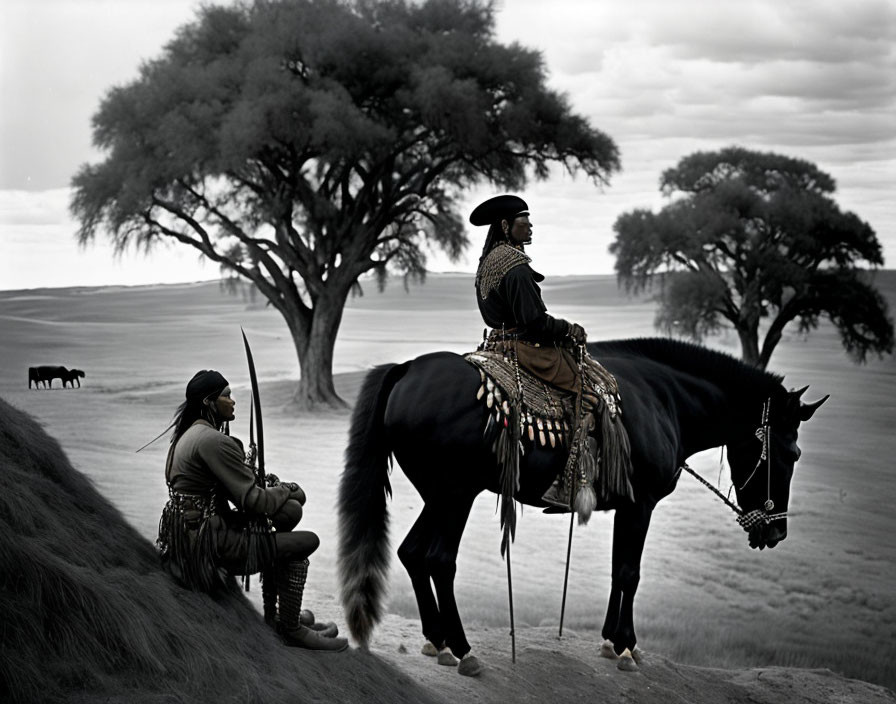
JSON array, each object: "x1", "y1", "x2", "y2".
[{"x1": 601, "y1": 500, "x2": 653, "y2": 670}]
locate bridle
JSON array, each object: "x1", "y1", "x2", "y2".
[{"x1": 681, "y1": 397, "x2": 788, "y2": 533}]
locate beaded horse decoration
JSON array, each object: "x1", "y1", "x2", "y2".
[{"x1": 464, "y1": 340, "x2": 634, "y2": 548}]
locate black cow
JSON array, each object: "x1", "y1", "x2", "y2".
[
  {"x1": 28, "y1": 366, "x2": 85, "y2": 389},
  {"x1": 27, "y1": 367, "x2": 46, "y2": 389},
  {"x1": 64, "y1": 369, "x2": 86, "y2": 388}
]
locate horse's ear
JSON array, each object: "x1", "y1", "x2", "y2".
[
  {"x1": 790, "y1": 385, "x2": 809, "y2": 400},
  {"x1": 800, "y1": 394, "x2": 830, "y2": 421}
]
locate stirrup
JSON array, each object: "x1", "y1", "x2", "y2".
[{"x1": 541, "y1": 478, "x2": 573, "y2": 512}]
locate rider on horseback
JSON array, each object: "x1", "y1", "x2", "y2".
[{"x1": 471, "y1": 195, "x2": 634, "y2": 513}]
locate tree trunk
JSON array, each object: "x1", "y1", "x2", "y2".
[
  {"x1": 285, "y1": 287, "x2": 350, "y2": 412},
  {"x1": 758, "y1": 328, "x2": 783, "y2": 370},
  {"x1": 737, "y1": 327, "x2": 762, "y2": 368},
  {"x1": 734, "y1": 292, "x2": 764, "y2": 369},
  {"x1": 758, "y1": 301, "x2": 799, "y2": 370}
]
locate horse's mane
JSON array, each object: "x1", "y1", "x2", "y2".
[{"x1": 590, "y1": 337, "x2": 784, "y2": 396}]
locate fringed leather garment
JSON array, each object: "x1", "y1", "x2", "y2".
[
  {"x1": 157, "y1": 487, "x2": 226, "y2": 592},
  {"x1": 157, "y1": 423, "x2": 279, "y2": 592}
]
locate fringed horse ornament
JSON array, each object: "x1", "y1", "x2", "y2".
[
  {"x1": 337, "y1": 339, "x2": 828, "y2": 676},
  {"x1": 465, "y1": 350, "x2": 571, "y2": 548},
  {"x1": 465, "y1": 343, "x2": 633, "y2": 532}
]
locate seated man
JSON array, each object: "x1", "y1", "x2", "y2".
[
  {"x1": 470, "y1": 195, "x2": 633, "y2": 511},
  {"x1": 157, "y1": 369, "x2": 347, "y2": 651}
]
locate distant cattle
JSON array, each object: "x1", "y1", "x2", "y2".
[
  {"x1": 28, "y1": 366, "x2": 85, "y2": 389},
  {"x1": 27, "y1": 367, "x2": 45, "y2": 389}
]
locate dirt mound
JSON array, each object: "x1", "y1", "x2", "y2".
[
  {"x1": 371, "y1": 618, "x2": 895, "y2": 704},
  {"x1": 0, "y1": 395, "x2": 443, "y2": 704}
]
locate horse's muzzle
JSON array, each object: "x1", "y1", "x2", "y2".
[{"x1": 748, "y1": 522, "x2": 787, "y2": 550}]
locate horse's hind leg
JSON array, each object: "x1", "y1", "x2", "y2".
[
  {"x1": 425, "y1": 493, "x2": 477, "y2": 663},
  {"x1": 398, "y1": 505, "x2": 446, "y2": 653}
]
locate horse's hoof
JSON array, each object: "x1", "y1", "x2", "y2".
[
  {"x1": 599, "y1": 639, "x2": 617, "y2": 659},
  {"x1": 458, "y1": 655, "x2": 483, "y2": 677},
  {"x1": 617, "y1": 649, "x2": 640, "y2": 672},
  {"x1": 631, "y1": 646, "x2": 644, "y2": 665},
  {"x1": 421, "y1": 640, "x2": 439, "y2": 657},
  {"x1": 437, "y1": 647, "x2": 459, "y2": 666}
]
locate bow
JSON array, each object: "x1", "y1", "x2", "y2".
[{"x1": 241, "y1": 328, "x2": 266, "y2": 485}]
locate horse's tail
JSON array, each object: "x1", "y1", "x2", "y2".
[{"x1": 337, "y1": 361, "x2": 409, "y2": 649}]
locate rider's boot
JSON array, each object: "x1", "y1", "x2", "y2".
[
  {"x1": 541, "y1": 398, "x2": 599, "y2": 513},
  {"x1": 540, "y1": 469, "x2": 573, "y2": 511}
]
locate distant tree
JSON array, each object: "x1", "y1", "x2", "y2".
[
  {"x1": 71, "y1": 0, "x2": 619, "y2": 409},
  {"x1": 610, "y1": 147, "x2": 893, "y2": 368}
]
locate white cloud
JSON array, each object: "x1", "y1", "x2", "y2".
[
  {"x1": 1, "y1": 0, "x2": 894, "y2": 285},
  {"x1": 639, "y1": 1, "x2": 895, "y2": 64}
]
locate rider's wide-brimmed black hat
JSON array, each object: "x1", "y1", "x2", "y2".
[{"x1": 469, "y1": 195, "x2": 529, "y2": 226}]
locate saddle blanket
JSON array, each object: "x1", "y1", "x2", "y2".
[{"x1": 464, "y1": 349, "x2": 576, "y2": 449}]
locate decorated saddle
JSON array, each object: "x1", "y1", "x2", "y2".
[
  {"x1": 463, "y1": 338, "x2": 634, "y2": 546},
  {"x1": 465, "y1": 349, "x2": 577, "y2": 450}
]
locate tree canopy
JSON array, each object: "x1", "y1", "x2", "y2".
[
  {"x1": 610, "y1": 146, "x2": 893, "y2": 368},
  {"x1": 71, "y1": 0, "x2": 620, "y2": 408}
]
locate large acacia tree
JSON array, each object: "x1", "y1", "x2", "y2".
[
  {"x1": 71, "y1": 0, "x2": 619, "y2": 408},
  {"x1": 611, "y1": 147, "x2": 893, "y2": 368}
]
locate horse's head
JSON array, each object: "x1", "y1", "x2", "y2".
[{"x1": 727, "y1": 385, "x2": 828, "y2": 550}]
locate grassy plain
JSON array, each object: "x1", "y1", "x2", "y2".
[{"x1": 1, "y1": 272, "x2": 894, "y2": 691}]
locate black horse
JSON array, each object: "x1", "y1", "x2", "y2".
[{"x1": 337, "y1": 338, "x2": 827, "y2": 674}]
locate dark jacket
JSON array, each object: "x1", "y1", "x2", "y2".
[{"x1": 475, "y1": 243, "x2": 571, "y2": 344}]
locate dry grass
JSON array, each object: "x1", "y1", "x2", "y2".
[{"x1": 0, "y1": 396, "x2": 446, "y2": 704}]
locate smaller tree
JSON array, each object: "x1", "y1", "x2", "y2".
[{"x1": 610, "y1": 147, "x2": 893, "y2": 368}]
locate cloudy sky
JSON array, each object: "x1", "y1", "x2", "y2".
[{"x1": 1, "y1": 0, "x2": 894, "y2": 290}]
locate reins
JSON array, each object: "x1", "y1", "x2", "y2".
[{"x1": 679, "y1": 462, "x2": 743, "y2": 516}]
